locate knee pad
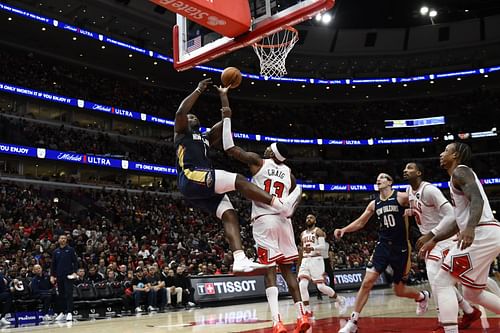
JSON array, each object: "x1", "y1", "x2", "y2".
[{"x1": 214, "y1": 170, "x2": 237, "y2": 194}]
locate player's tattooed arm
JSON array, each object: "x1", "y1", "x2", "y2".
[
  {"x1": 453, "y1": 167, "x2": 484, "y2": 230},
  {"x1": 453, "y1": 166, "x2": 484, "y2": 249}
]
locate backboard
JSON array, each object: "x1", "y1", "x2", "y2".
[{"x1": 170, "y1": 0, "x2": 335, "y2": 71}]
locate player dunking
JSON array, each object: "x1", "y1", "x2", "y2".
[
  {"x1": 298, "y1": 214, "x2": 345, "y2": 316},
  {"x1": 174, "y1": 79, "x2": 296, "y2": 273},
  {"x1": 219, "y1": 95, "x2": 309, "y2": 333},
  {"x1": 403, "y1": 162, "x2": 481, "y2": 330},
  {"x1": 335, "y1": 173, "x2": 430, "y2": 333},
  {"x1": 420, "y1": 143, "x2": 500, "y2": 333}
]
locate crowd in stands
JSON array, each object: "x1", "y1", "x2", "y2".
[{"x1": 0, "y1": 47, "x2": 499, "y2": 141}]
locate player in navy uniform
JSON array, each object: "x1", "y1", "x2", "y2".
[
  {"x1": 335, "y1": 173, "x2": 430, "y2": 333},
  {"x1": 174, "y1": 78, "x2": 296, "y2": 273}
]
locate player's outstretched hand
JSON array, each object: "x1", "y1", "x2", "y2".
[
  {"x1": 418, "y1": 238, "x2": 436, "y2": 259},
  {"x1": 197, "y1": 78, "x2": 212, "y2": 92},
  {"x1": 416, "y1": 233, "x2": 433, "y2": 251},
  {"x1": 213, "y1": 85, "x2": 229, "y2": 96},
  {"x1": 334, "y1": 228, "x2": 345, "y2": 239},
  {"x1": 457, "y1": 226, "x2": 475, "y2": 250},
  {"x1": 403, "y1": 208, "x2": 413, "y2": 217}
]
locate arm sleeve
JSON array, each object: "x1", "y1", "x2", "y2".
[
  {"x1": 313, "y1": 237, "x2": 327, "y2": 252},
  {"x1": 222, "y1": 117, "x2": 235, "y2": 151},
  {"x1": 431, "y1": 202, "x2": 455, "y2": 236},
  {"x1": 425, "y1": 186, "x2": 455, "y2": 236}
]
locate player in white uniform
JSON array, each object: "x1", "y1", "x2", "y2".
[
  {"x1": 403, "y1": 162, "x2": 481, "y2": 330},
  {"x1": 420, "y1": 143, "x2": 500, "y2": 333},
  {"x1": 220, "y1": 104, "x2": 310, "y2": 333},
  {"x1": 298, "y1": 214, "x2": 345, "y2": 316}
]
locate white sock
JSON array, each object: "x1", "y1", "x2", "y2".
[
  {"x1": 443, "y1": 325, "x2": 458, "y2": 333},
  {"x1": 266, "y1": 287, "x2": 280, "y2": 324},
  {"x1": 233, "y1": 250, "x2": 245, "y2": 261},
  {"x1": 455, "y1": 287, "x2": 474, "y2": 314},
  {"x1": 351, "y1": 311, "x2": 360, "y2": 322},
  {"x1": 417, "y1": 291, "x2": 426, "y2": 301},
  {"x1": 295, "y1": 301, "x2": 306, "y2": 319},
  {"x1": 305, "y1": 304, "x2": 311, "y2": 313},
  {"x1": 270, "y1": 196, "x2": 284, "y2": 210}
]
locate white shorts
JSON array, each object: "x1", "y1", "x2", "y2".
[
  {"x1": 441, "y1": 222, "x2": 500, "y2": 290},
  {"x1": 252, "y1": 214, "x2": 299, "y2": 265},
  {"x1": 426, "y1": 237, "x2": 455, "y2": 265},
  {"x1": 298, "y1": 256, "x2": 325, "y2": 283}
]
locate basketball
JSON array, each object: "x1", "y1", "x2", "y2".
[{"x1": 221, "y1": 67, "x2": 242, "y2": 89}]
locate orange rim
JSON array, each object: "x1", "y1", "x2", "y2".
[{"x1": 253, "y1": 26, "x2": 299, "y2": 49}]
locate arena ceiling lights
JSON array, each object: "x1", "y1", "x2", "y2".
[{"x1": 1, "y1": 2, "x2": 499, "y2": 85}]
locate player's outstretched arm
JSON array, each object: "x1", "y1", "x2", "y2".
[
  {"x1": 334, "y1": 200, "x2": 375, "y2": 239},
  {"x1": 174, "y1": 78, "x2": 212, "y2": 134}
]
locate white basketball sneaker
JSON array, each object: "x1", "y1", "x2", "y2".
[
  {"x1": 338, "y1": 319, "x2": 358, "y2": 333},
  {"x1": 279, "y1": 186, "x2": 302, "y2": 218},
  {"x1": 55, "y1": 312, "x2": 66, "y2": 322},
  {"x1": 233, "y1": 257, "x2": 273, "y2": 273},
  {"x1": 416, "y1": 290, "x2": 431, "y2": 316}
]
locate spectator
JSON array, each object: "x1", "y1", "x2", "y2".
[
  {"x1": 131, "y1": 267, "x2": 154, "y2": 313},
  {"x1": 0, "y1": 270, "x2": 12, "y2": 326},
  {"x1": 115, "y1": 265, "x2": 128, "y2": 282},
  {"x1": 163, "y1": 268, "x2": 183, "y2": 309},
  {"x1": 75, "y1": 268, "x2": 87, "y2": 284},
  {"x1": 50, "y1": 234, "x2": 78, "y2": 322},
  {"x1": 30, "y1": 264, "x2": 54, "y2": 322},
  {"x1": 145, "y1": 266, "x2": 166, "y2": 311},
  {"x1": 87, "y1": 265, "x2": 104, "y2": 283}
]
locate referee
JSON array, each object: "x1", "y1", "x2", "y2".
[{"x1": 51, "y1": 234, "x2": 78, "y2": 322}]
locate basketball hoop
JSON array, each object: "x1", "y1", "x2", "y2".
[{"x1": 252, "y1": 26, "x2": 299, "y2": 78}]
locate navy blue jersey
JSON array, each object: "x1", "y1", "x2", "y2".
[
  {"x1": 374, "y1": 191, "x2": 409, "y2": 245},
  {"x1": 175, "y1": 129, "x2": 211, "y2": 174}
]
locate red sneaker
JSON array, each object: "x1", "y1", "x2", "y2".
[
  {"x1": 431, "y1": 325, "x2": 444, "y2": 333},
  {"x1": 273, "y1": 321, "x2": 287, "y2": 333},
  {"x1": 293, "y1": 315, "x2": 311, "y2": 333},
  {"x1": 459, "y1": 306, "x2": 481, "y2": 329}
]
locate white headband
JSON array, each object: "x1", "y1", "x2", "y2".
[{"x1": 270, "y1": 143, "x2": 286, "y2": 162}]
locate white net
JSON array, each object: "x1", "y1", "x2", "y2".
[{"x1": 252, "y1": 27, "x2": 299, "y2": 78}]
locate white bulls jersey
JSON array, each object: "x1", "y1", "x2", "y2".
[
  {"x1": 450, "y1": 165, "x2": 496, "y2": 232},
  {"x1": 251, "y1": 158, "x2": 292, "y2": 219},
  {"x1": 301, "y1": 227, "x2": 320, "y2": 258},
  {"x1": 407, "y1": 181, "x2": 450, "y2": 234}
]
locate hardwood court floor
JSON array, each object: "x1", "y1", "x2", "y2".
[{"x1": 6, "y1": 285, "x2": 500, "y2": 333}]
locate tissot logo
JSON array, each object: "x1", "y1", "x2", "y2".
[
  {"x1": 197, "y1": 280, "x2": 257, "y2": 295},
  {"x1": 334, "y1": 273, "x2": 363, "y2": 284}
]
